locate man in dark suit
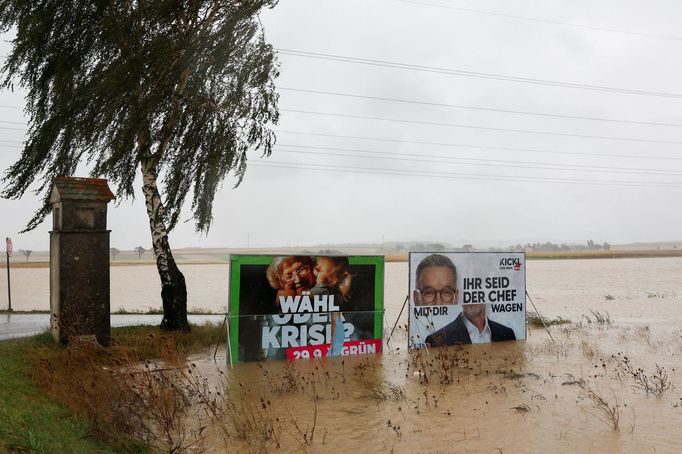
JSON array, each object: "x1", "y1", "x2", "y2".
[
  {"x1": 425, "y1": 312, "x2": 516, "y2": 346},
  {"x1": 414, "y1": 254, "x2": 516, "y2": 346}
]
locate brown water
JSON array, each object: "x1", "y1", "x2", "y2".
[
  {"x1": 4, "y1": 259, "x2": 682, "y2": 452},
  {"x1": 196, "y1": 322, "x2": 682, "y2": 453}
]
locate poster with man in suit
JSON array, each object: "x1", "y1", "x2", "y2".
[{"x1": 408, "y1": 252, "x2": 525, "y2": 348}]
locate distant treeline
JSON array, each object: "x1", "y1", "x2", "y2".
[
  {"x1": 387, "y1": 240, "x2": 611, "y2": 253},
  {"x1": 505, "y1": 240, "x2": 611, "y2": 252}
]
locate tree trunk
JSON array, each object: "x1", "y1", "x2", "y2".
[{"x1": 141, "y1": 159, "x2": 190, "y2": 332}]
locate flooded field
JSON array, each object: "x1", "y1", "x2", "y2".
[
  {"x1": 3, "y1": 258, "x2": 682, "y2": 452},
  {"x1": 5, "y1": 258, "x2": 682, "y2": 324},
  {"x1": 197, "y1": 329, "x2": 682, "y2": 453}
]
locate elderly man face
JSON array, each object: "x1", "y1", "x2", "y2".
[
  {"x1": 281, "y1": 259, "x2": 315, "y2": 295},
  {"x1": 415, "y1": 266, "x2": 458, "y2": 306}
]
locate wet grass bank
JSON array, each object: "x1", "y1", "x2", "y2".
[{"x1": 0, "y1": 323, "x2": 224, "y2": 452}]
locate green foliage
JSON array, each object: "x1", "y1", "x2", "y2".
[
  {"x1": 0, "y1": 0, "x2": 280, "y2": 232},
  {"x1": 0, "y1": 324, "x2": 222, "y2": 451},
  {"x1": 0, "y1": 335, "x2": 122, "y2": 452}
]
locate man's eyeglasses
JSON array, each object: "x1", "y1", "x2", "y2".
[
  {"x1": 283, "y1": 264, "x2": 311, "y2": 283},
  {"x1": 416, "y1": 287, "x2": 456, "y2": 303}
]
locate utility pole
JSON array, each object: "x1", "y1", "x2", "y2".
[{"x1": 5, "y1": 237, "x2": 12, "y2": 312}]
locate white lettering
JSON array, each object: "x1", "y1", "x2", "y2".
[
  {"x1": 281, "y1": 325, "x2": 299, "y2": 347},
  {"x1": 328, "y1": 294, "x2": 340, "y2": 312},
  {"x1": 293, "y1": 313, "x2": 311, "y2": 323},
  {"x1": 279, "y1": 296, "x2": 300, "y2": 313},
  {"x1": 312, "y1": 312, "x2": 328, "y2": 323},
  {"x1": 299, "y1": 324, "x2": 308, "y2": 345},
  {"x1": 261, "y1": 326, "x2": 280, "y2": 349},
  {"x1": 313, "y1": 295, "x2": 327, "y2": 312},
  {"x1": 309, "y1": 324, "x2": 325, "y2": 344},
  {"x1": 343, "y1": 321, "x2": 354, "y2": 339},
  {"x1": 272, "y1": 314, "x2": 292, "y2": 324},
  {"x1": 298, "y1": 296, "x2": 313, "y2": 313}
]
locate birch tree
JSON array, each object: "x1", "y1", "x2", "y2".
[{"x1": 0, "y1": 0, "x2": 280, "y2": 331}]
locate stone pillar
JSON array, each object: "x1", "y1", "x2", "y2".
[{"x1": 50, "y1": 177, "x2": 115, "y2": 346}]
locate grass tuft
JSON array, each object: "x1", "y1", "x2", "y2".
[
  {"x1": 362, "y1": 380, "x2": 407, "y2": 401},
  {"x1": 526, "y1": 310, "x2": 571, "y2": 328},
  {"x1": 584, "y1": 310, "x2": 612, "y2": 325},
  {"x1": 579, "y1": 381, "x2": 620, "y2": 431}
]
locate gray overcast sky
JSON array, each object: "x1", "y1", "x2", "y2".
[{"x1": 2, "y1": 0, "x2": 682, "y2": 251}]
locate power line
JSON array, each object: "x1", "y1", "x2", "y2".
[
  {"x1": 276, "y1": 130, "x2": 682, "y2": 162},
  {"x1": 391, "y1": 0, "x2": 682, "y2": 42},
  {"x1": 282, "y1": 109, "x2": 682, "y2": 145},
  {"x1": 278, "y1": 143, "x2": 682, "y2": 171},
  {"x1": 7, "y1": 105, "x2": 682, "y2": 146},
  {"x1": 251, "y1": 160, "x2": 682, "y2": 188},
  {"x1": 279, "y1": 87, "x2": 682, "y2": 128},
  {"x1": 277, "y1": 49, "x2": 682, "y2": 99},
  {"x1": 3, "y1": 122, "x2": 679, "y2": 165},
  {"x1": 274, "y1": 144, "x2": 682, "y2": 176},
  {"x1": 4, "y1": 135, "x2": 680, "y2": 174}
]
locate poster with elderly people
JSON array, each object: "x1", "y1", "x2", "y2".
[
  {"x1": 409, "y1": 252, "x2": 526, "y2": 349},
  {"x1": 229, "y1": 255, "x2": 384, "y2": 363}
]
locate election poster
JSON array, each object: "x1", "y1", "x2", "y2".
[
  {"x1": 228, "y1": 255, "x2": 384, "y2": 363},
  {"x1": 408, "y1": 252, "x2": 526, "y2": 348}
]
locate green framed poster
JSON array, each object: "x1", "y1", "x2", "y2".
[{"x1": 228, "y1": 254, "x2": 384, "y2": 363}]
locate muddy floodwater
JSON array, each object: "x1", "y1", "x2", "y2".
[{"x1": 4, "y1": 258, "x2": 682, "y2": 452}]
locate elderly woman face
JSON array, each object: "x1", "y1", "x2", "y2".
[{"x1": 281, "y1": 259, "x2": 314, "y2": 295}]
